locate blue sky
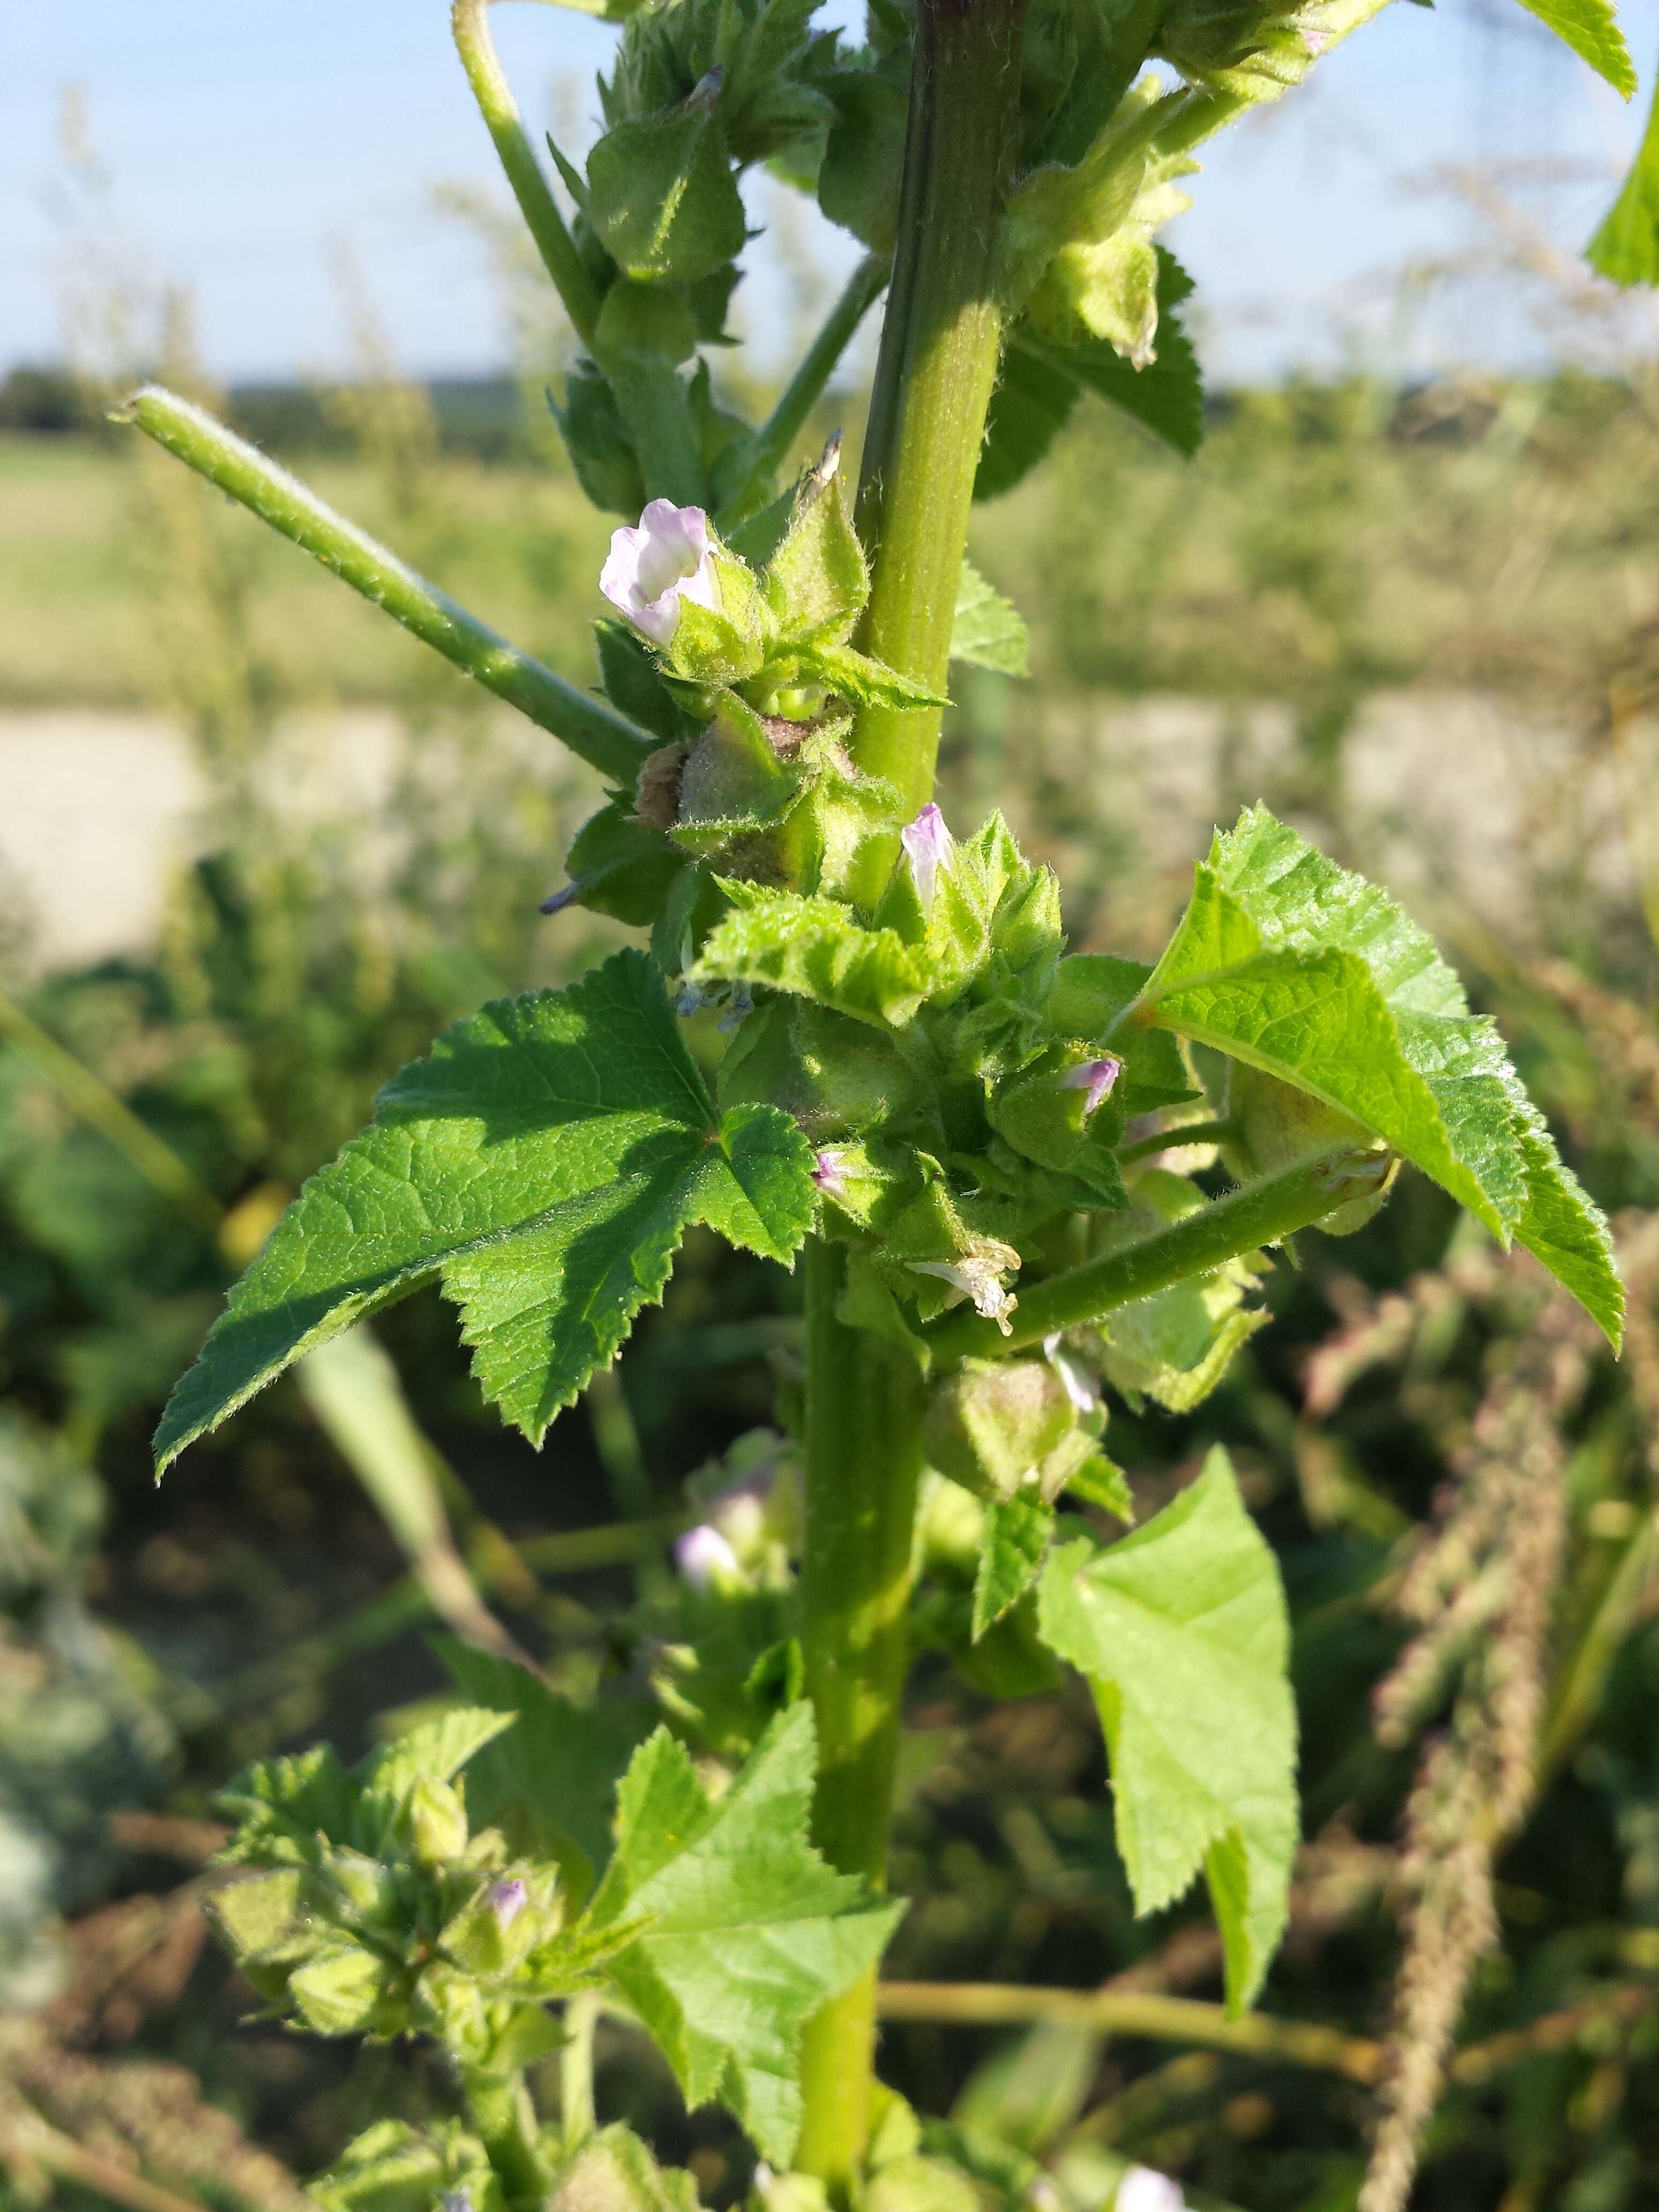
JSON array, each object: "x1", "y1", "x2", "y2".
[{"x1": 3, "y1": 0, "x2": 1654, "y2": 385}]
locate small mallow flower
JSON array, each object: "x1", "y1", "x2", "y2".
[
  {"x1": 488, "y1": 1878, "x2": 528, "y2": 1930},
  {"x1": 440, "y1": 2193, "x2": 474, "y2": 2212},
  {"x1": 901, "y1": 803, "x2": 952, "y2": 910},
  {"x1": 538, "y1": 881, "x2": 580, "y2": 916},
  {"x1": 674, "y1": 981, "x2": 713, "y2": 1019},
  {"x1": 716, "y1": 984, "x2": 754, "y2": 1034},
  {"x1": 1043, "y1": 1331, "x2": 1098, "y2": 1415},
  {"x1": 1115, "y1": 2169, "x2": 1185, "y2": 2212},
  {"x1": 1060, "y1": 1055, "x2": 1124, "y2": 1118},
  {"x1": 600, "y1": 499, "x2": 721, "y2": 648},
  {"x1": 908, "y1": 1249, "x2": 1019, "y2": 1335},
  {"x1": 812, "y1": 1147, "x2": 853, "y2": 1203},
  {"x1": 676, "y1": 1522, "x2": 742, "y2": 1593}
]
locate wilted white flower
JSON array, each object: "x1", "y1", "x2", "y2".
[
  {"x1": 676, "y1": 1522, "x2": 743, "y2": 1593},
  {"x1": 1115, "y1": 2168, "x2": 1185, "y2": 2212},
  {"x1": 487, "y1": 1878, "x2": 528, "y2": 1929},
  {"x1": 1059, "y1": 1055, "x2": 1123, "y2": 1117},
  {"x1": 1043, "y1": 1331, "x2": 1098, "y2": 1414},
  {"x1": 908, "y1": 1248, "x2": 1019, "y2": 1335},
  {"x1": 812, "y1": 1147, "x2": 853, "y2": 1202},
  {"x1": 600, "y1": 499, "x2": 721, "y2": 647},
  {"x1": 440, "y1": 2193, "x2": 474, "y2": 2212},
  {"x1": 900, "y1": 802, "x2": 952, "y2": 909}
]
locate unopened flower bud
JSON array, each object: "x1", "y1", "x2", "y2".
[
  {"x1": 676, "y1": 1522, "x2": 743, "y2": 1592},
  {"x1": 900, "y1": 803, "x2": 952, "y2": 909},
  {"x1": 488, "y1": 1878, "x2": 529, "y2": 1930},
  {"x1": 403, "y1": 1778, "x2": 468, "y2": 1866},
  {"x1": 1059, "y1": 1056, "x2": 1123, "y2": 1117},
  {"x1": 600, "y1": 500, "x2": 722, "y2": 648}
]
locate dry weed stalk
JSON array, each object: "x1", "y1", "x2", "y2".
[
  {"x1": 1354, "y1": 1277, "x2": 1600, "y2": 2212},
  {"x1": 0, "y1": 2014, "x2": 309, "y2": 2212}
]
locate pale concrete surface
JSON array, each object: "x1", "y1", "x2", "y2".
[{"x1": 0, "y1": 694, "x2": 1639, "y2": 971}]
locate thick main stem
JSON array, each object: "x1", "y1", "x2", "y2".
[
  {"x1": 848, "y1": 0, "x2": 1028, "y2": 821},
  {"x1": 796, "y1": 1243, "x2": 926, "y2": 2190},
  {"x1": 797, "y1": 1, "x2": 1026, "y2": 2183}
]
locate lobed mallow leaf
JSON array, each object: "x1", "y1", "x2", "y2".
[
  {"x1": 154, "y1": 951, "x2": 818, "y2": 1470},
  {"x1": 951, "y1": 561, "x2": 1031, "y2": 676},
  {"x1": 1137, "y1": 807, "x2": 1621, "y2": 1344},
  {"x1": 1589, "y1": 65, "x2": 1659, "y2": 285},
  {"x1": 1037, "y1": 1447, "x2": 1296, "y2": 2010},
  {"x1": 586, "y1": 1703, "x2": 903, "y2": 2165},
  {"x1": 1512, "y1": 0, "x2": 1635, "y2": 94}
]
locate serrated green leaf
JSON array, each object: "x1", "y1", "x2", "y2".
[
  {"x1": 1138, "y1": 807, "x2": 1622, "y2": 1342},
  {"x1": 694, "y1": 883, "x2": 931, "y2": 1028},
  {"x1": 367, "y1": 1707, "x2": 518, "y2": 1812},
  {"x1": 437, "y1": 1641, "x2": 654, "y2": 1893},
  {"x1": 214, "y1": 1744, "x2": 356, "y2": 1866},
  {"x1": 979, "y1": 252, "x2": 1203, "y2": 500},
  {"x1": 1513, "y1": 0, "x2": 1635, "y2": 93},
  {"x1": 951, "y1": 561, "x2": 1031, "y2": 676},
  {"x1": 586, "y1": 1706, "x2": 902, "y2": 2164},
  {"x1": 974, "y1": 1496, "x2": 1054, "y2": 1639},
  {"x1": 1037, "y1": 1447, "x2": 1297, "y2": 2009},
  {"x1": 155, "y1": 952, "x2": 819, "y2": 1469},
  {"x1": 976, "y1": 345, "x2": 1080, "y2": 502},
  {"x1": 801, "y1": 641, "x2": 950, "y2": 712},
  {"x1": 1589, "y1": 65, "x2": 1659, "y2": 283}
]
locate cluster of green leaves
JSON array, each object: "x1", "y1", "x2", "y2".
[{"x1": 211, "y1": 1679, "x2": 898, "y2": 2196}]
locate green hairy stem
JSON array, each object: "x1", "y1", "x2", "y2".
[
  {"x1": 796, "y1": 1244, "x2": 928, "y2": 2188},
  {"x1": 116, "y1": 386, "x2": 656, "y2": 784},
  {"x1": 926, "y1": 1148, "x2": 1392, "y2": 1361},
  {"x1": 460, "y1": 2068, "x2": 550, "y2": 2210},
  {"x1": 797, "y1": 0, "x2": 1028, "y2": 2183},
  {"x1": 451, "y1": 0, "x2": 603, "y2": 348},
  {"x1": 848, "y1": 0, "x2": 1029, "y2": 820}
]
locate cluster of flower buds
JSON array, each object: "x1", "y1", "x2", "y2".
[{"x1": 208, "y1": 1720, "x2": 602, "y2": 2074}]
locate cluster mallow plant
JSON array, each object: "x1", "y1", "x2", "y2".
[{"x1": 122, "y1": 0, "x2": 1658, "y2": 2203}]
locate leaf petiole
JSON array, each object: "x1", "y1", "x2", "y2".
[
  {"x1": 924, "y1": 1147, "x2": 1391, "y2": 1359},
  {"x1": 115, "y1": 386, "x2": 657, "y2": 784}
]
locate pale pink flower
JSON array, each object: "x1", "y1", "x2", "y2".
[
  {"x1": 675, "y1": 1522, "x2": 742, "y2": 1592},
  {"x1": 600, "y1": 499, "x2": 721, "y2": 647},
  {"x1": 812, "y1": 1147, "x2": 853, "y2": 1202},
  {"x1": 901, "y1": 803, "x2": 952, "y2": 909},
  {"x1": 1115, "y1": 2169, "x2": 1185, "y2": 2212},
  {"x1": 1060, "y1": 1055, "x2": 1123, "y2": 1117}
]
